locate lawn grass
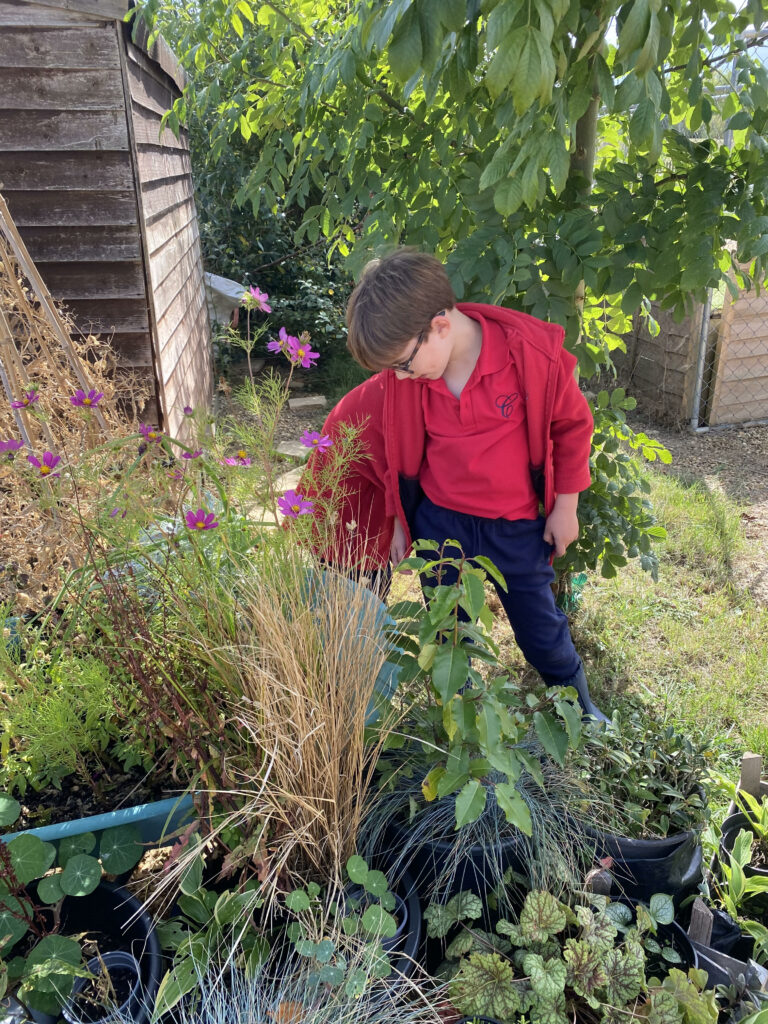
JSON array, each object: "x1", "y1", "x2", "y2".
[{"x1": 571, "y1": 467, "x2": 768, "y2": 768}]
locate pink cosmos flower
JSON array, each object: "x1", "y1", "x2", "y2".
[
  {"x1": 11, "y1": 388, "x2": 39, "y2": 409},
  {"x1": 185, "y1": 508, "x2": 219, "y2": 531},
  {"x1": 70, "y1": 388, "x2": 104, "y2": 408},
  {"x1": 300, "y1": 430, "x2": 332, "y2": 452},
  {"x1": 247, "y1": 285, "x2": 272, "y2": 313},
  {"x1": 167, "y1": 468, "x2": 184, "y2": 481},
  {"x1": 27, "y1": 451, "x2": 61, "y2": 478},
  {"x1": 223, "y1": 448, "x2": 252, "y2": 466},
  {"x1": 139, "y1": 423, "x2": 162, "y2": 444},
  {"x1": 182, "y1": 449, "x2": 203, "y2": 460},
  {"x1": 183, "y1": 405, "x2": 194, "y2": 416},
  {"x1": 278, "y1": 489, "x2": 314, "y2": 518},
  {"x1": 0, "y1": 439, "x2": 24, "y2": 453},
  {"x1": 287, "y1": 335, "x2": 319, "y2": 369},
  {"x1": 268, "y1": 326, "x2": 298, "y2": 355}
]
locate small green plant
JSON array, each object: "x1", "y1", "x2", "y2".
[
  {"x1": 433, "y1": 888, "x2": 718, "y2": 1024},
  {"x1": 571, "y1": 709, "x2": 713, "y2": 838},
  {"x1": 711, "y1": 829, "x2": 768, "y2": 964},
  {"x1": 383, "y1": 541, "x2": 584, "y2": 833},
  {"x1": 0, "y1": 794, "x2": 143, "y2": 1016}
]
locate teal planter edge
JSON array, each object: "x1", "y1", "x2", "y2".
[{"x1": 1, "y1": 793, "x2": 195, "y2": 846}]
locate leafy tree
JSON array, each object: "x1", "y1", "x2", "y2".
[{"x1": 136, "y1": 0, "x2": 768, "y2": 580}]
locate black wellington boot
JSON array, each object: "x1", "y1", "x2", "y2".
[{"x1": 561, "y1": 662, "x2": 610, "y2": 724}]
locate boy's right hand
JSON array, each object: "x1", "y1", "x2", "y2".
[{"x1": 390, "y1": 516, "x2": 409, "y2": 566}]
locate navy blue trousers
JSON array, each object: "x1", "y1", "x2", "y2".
[{"x1": 413, "y1": 496, "x2": 581, "y2": 686}]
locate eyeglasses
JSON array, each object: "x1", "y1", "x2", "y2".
[{"x1": 387, "y1": 310, "x2": 445, "y2": 374}]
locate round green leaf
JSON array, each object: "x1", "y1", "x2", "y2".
[
  {"x1": 0, "y1": 795, "x2": 21, "y2": 828},
  {"x1": 346, "y1": 855, "x2": 369, "y2": 885},
  {"x1": 364, "y1": 869, "x2": 389, "y2": 897},
  {"x1": 7, "y1": 835, "x2": 56, "y2": 885},
  {"x1": 361, "y1": 904, "x2": 397, "y2": 939},
  {"x1": 285, "y1": 889, "x2": 311, "y2": 912},
  {"x1": 98, "y1": 824, "x2": 142, "y2": 874},
  {"x1": 58, "y1": 832, "x2": 96, "y2": 866},
  {"x1": 26, "y1": 933, "x2": 82, "y2": 969},
  {"x1": 37, "y1": 873, "x2": 65, "y2": 904},
  {"x1": 649, "y1": 892, "x2": 674, "y2": 925},
  {"x1": 0, "y1": 895, "x2": 32, "y2": 954},
  {"x1": 59, "y1": 854, "x2": 101, "y2": 896}
]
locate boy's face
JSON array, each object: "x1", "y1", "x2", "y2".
[{"x1": 386, "y1": 311, "x2": 448, "y2": 380}]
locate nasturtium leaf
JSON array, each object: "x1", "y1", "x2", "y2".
[
  {"x1": 99, "y1": 824, "x2": 142, "y2": 874},
  {"x1": 7, "y1": 835, "x2": 56, "y2": 885},
  {"x1": 313, "y1": 939, "x2": 335, "y2": 964},
  {"x1": 57, "y1": 832, "x2": 96, "y2": 866},
  {"x1": 0, "y1": 895, "x2": 31, "y2": 953},
  {"x1": 37, "y1": 873, "x2": 65, "y2": 904},
  {"x1": 345, "y1": 855, "x2": 369, "y2": 886},
  {"x1": 520, "y1": 891, "x2": 568, "y2": 942},
  {"x1": 59, "y1": 853, "x2": 101, "y2": 896},
  {"x1": 0, "y1": 795, "x2": 20, "y2": 828},
  {"x1": 318, "y1": 964, "x2": 345, "y2": 986},
  {"x1": 364, "y1": 869, "x2": 389, "y2": 897},
  {"x1": 361, "y1": 904, "x2": 397, "y2": 938},
  {"x1": 533, "y1": 711, "x2": 569, "y2": 766},
  {"x1": 285, "y1": 889, "x2": 311, "y2": 912}
]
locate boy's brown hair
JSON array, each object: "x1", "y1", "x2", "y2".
[{"x1": 345, "y1": 249, "x2": 456, "y2": 370}]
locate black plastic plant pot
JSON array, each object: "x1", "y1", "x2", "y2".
[
  {"x1": 382, "y1": 820, "x2": 527, "y2": 905},
  {"x1": 62, "y1": 951, "x2": 142, "y2": 1024},
  {"x1": 720, "y1": 814, "x2": 768, "y2": 879},
  {"x1": 586, "y1": 827, "x2": 703, "y2": 906},
  {"x1": 58, "y1": 882, "x2": 162, "y2": 1024},
  {"x1": 647, "y1": 921, "x2": 698, "y2": 978},
  {"x1": 386, "y1": 871, "x2": 422, "y2": 982}
]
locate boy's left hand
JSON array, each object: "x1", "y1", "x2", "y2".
[{"x1": 543, "y1": 493, "x2": 579, "y2": 558}]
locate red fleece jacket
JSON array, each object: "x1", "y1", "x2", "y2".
[{"x1": 302, "y1": 303, "x2": 593, "y2": 569}]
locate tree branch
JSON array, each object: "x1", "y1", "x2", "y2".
[{"x1": 663, "y1": 33, "x2": 768, "y2": 74}]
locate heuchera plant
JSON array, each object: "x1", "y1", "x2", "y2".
[
  {"x1": 0, "y1": 794, "x2": 142, "y2": 1016},
  {"x1": 383, "y1": 541, "x2": 584, "y2": 832}
]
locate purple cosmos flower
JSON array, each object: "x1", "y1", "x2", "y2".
[
  {"x1": 11, "y1": 388, "x2": 39, "y2": 409},
  {"x1": 300, "y1": 430, "x2": 332, "y2": 452},
  {"x1": 182, "y1": 449, "x2": 203, "y2": 460},
  {"x1": 70, "y1": 388, "x2": 104, "y2": 408},
  {"x1": 0, "y1": 439, "x2": 24, "y2": 453},
  {"x1": 223, "y1": 449, "x2": 251, "y2": 466},
  {"x1": 139, "y1": 423, "x2": 162, "y2": 444},
  {"x1": 247, "y1": 285, "x2": 272, "y2": 313},
  {"x1": 110, "y1": 507, "x2": 127, "y2": 519},
  {"x1": 183, "y1": 405, "x2": 194, "y2": 416},
  {"x1": 287, "y1": 335, "x2": 319, "y2": 369},
  {"x1": 167, "y1": 468, "x2": 184, "y2": 481},
  {"x1": 278, "y1": 489, "x2": 314, "y2": 518},
  {"x1": 27, "y1": 451, "x2": 61, "y2": 478},
  {"x1": 185, "y1": 508, "x2": 219, "y2": 531},
  {"x1": 268, "y1": 326, "x2": 298, "y2": 355}
]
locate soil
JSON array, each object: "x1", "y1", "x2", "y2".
[{"x1": 4, "y1": 762, "x2": 180, "y2": 834}]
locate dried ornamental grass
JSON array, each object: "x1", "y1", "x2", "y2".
[{"x1": 0, "y1": 229, "x2": 150, "y2": 610}]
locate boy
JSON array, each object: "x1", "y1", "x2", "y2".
[{"x1": 306, "y1": 249, "x2": 608, "y2": 721}]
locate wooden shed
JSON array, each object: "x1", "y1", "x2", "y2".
[{"x1": 0, "y1": 0, "x2": 210, "y2": 440}]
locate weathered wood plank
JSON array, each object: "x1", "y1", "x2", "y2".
[
  {"x1": 0, "y1": 0, "x2": 95, "y2": 25},
  {"x1": 65, "y1": 296, "x2": 149, "y2": 333},
  {"x1": 0, "y1": 110, "x2": 129, "y2": 150},
  {"x1": 708, "y1": 393, "x2": 768, "y2": 425},
  {"x1": 719, "y1": 355, "x2": 768, "y2": 383},
  {"x1": 129, "y1": 107, "x2": 187, "y2": 149},
  {"x1": 141, "y1": 173, "x2": 195, "y2": 223},
  {"x1": 150, "y1": 240, "x2": 204, "y2": 320},
  {"x1": 133, "y1": 144, "x2": 191, "y2": 186},
  {"x1": 24, "y1": 0, "x2": 128, "y2": 21},
  {"x1": 124, "y1": 52, "x2": 175, "y2": 117},
  {"x1": 143, "y1": 196, "x2": 196, "y2": 255},
  {"x1": 156, "y1": 271, "x2": 205, "y2": 357},
  {"x1": 0, "y1": 24, "x2": 119, "y2": 67},
  {"x1": 0, "y1": 68, "x2": 124, "y2": 110},
  {"x1": 20, "y1": 223, "x2": 142, "y2": 261},
  {"x1": 7, "y1": 190, "x2": 137, "y2": 226},
  {"x1": 38, "y1": 259, "x2": 145, "y2": 299},
  {"x1": 0, "y1": 151, "x2": 133, "y2": 191},
  {"x1": 145, "y1": 205, "x2": 198, "y2": 260},
  {"x1": 108, "y1": 331, "x2": 152, "y2": 366},
  {"x1": 124, "y1": 19, "x2": 185, "y2": 92}
]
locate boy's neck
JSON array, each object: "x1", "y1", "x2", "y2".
[{"x1": 441, "y1": 308, "x2": 483, "y2": 397}]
